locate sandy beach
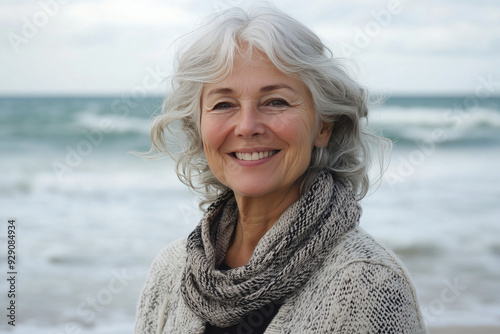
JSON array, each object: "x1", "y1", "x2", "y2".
[{"x1": 430, "y1": 327, "x2": 500, "y2": 334}]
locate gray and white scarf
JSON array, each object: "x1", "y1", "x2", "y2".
[{"x1": 181, "y1": 169, "x2": 361, "y2": 327}]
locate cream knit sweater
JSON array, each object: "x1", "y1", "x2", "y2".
[{"x1": 135, "y1": 226, "x2": 427, "y2": 333}]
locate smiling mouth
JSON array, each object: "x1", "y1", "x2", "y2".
[{"x1": 232, "y1": 150, "x2": 280, "y2": 161}]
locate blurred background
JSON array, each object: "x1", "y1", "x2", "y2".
[{"x1": 1, "y1": 0, "x2": 499, "y2": 333}]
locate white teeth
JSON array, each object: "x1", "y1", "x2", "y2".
[{"x1": 235, "y1": 151, "x2": 276, "y2": 161}]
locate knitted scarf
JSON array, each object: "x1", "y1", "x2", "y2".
[{"x1": 180, "y1": 170, "x2": 361, "y2": 327}]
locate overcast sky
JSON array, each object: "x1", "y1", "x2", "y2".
[{"x1": 1, "y1": 0, "x2": 499, "y2": 96}]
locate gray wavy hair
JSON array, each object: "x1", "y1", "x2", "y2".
[{"x1": 148, "y1": 5, "x2": 391, "y2": 206}]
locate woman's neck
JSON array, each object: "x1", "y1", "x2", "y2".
[{"x1": 224, "y1": 186, "x2": 300, "y2": 268}]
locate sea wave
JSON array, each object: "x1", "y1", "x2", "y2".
[
  {"x1": 370, "y1": 106, "x2": 500, "y2": 128},
  {"x1": 76, "y1": 111, "x2": 152, "y2": 135},
  {"x1": 368, "y1": 106, "x2": 500, "y2": 145},
  {"x1": 0, "y1": 97, "x2": 158, "y2": 138},
  {"x1": 2, "y1": 96, "x2": 499, "y2": 146}
]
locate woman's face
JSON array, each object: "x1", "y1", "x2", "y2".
[{"x1": 200, "y1": 50, "x2": 332, "y2": 199}]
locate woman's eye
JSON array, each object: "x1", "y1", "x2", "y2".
[
  {"x1": 212, "y1": 102, "x2": 233, "y2": 110},
  {"x1": 266, "y1": 99, "x2": 289, "y2": 107}
]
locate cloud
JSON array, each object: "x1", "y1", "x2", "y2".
[
  {"x1": 1, "y1": 0, "x2": 499, "y2": 95},
  {"x1": 66, "y1": 1, "x2": 194, "y2": 26}
]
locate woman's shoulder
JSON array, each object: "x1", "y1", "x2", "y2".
[
  {"x1": 321, "y1": 227, "x2": 423, "y2": 300},
  {"x1": 150, "y1": 238, "x2": 188, "y2": 268},
  {"x1": 141, "y1": 238, "x2": 187, "y2": 292},
  {"x1": 283, "y1": 228, "x2": 427, "y2": 333},
  {"x1": 330, "y1": 226, "x2": 410, "y2": 274},
  {"x1": 135, "y1": 239, "x2": 188, "y2": 333}
]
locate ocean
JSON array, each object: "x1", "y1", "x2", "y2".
[{"x1": 1, "y1": 95, "x2": 499, "y2": 332}]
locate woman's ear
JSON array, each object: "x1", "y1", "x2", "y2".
[{"x1": 314, "y1": 121, "x2": 333, "y2": 148}]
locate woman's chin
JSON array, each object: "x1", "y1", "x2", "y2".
[
  {"x1": 228, "y1": 178, "x2": 297, "y2": 201},
  {"x1": 222, "y1": 168, "x2": 303, "y2": 200},
  {"x1": 227, "y1": 178, "x2": 282, "y2": 199},
  {"x1": 231, "y1": 184, "x2": 274, "y2": 199}
]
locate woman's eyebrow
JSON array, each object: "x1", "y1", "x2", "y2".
[
  {"x1": 206, "y1": 88, "x2": 233, "y2": 97},
  {"x1": 206, "y1": 84, "x2": 298, "y2": 98},
  {"x1": 260, "y1": 84, "x2": 297, "y2": 93}
]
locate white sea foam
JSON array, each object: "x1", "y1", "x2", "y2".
[
  {"x1": 75, "y1": 111, "x2": 152, "y2": 135},
  {"x1": 366, "y1": 106, "x2": 500, "y2": 145},
  {"x1": 371, "y1": 106, "x2": 500, "y2": 128}
]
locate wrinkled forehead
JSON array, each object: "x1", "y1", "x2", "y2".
[{"x1": 209, "y1": 42, "x2": 301, "y2": 85}]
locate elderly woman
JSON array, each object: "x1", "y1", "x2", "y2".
[{"x1": 135, "y1": 5, "x2": 426, "y2": 334}]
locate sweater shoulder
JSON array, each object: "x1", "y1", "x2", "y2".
[
  {"x1": 150, "y1": 239, "x2": 187, "y2": 270},
  {"x1": 277, "y1": 227, "x2": 428, "y2": 333},
  {"x1": 135, "y1": 239, "x2": 187, "y2": 333},
  {"x1": 142, "y1": 238, "x2": 188, "y2": 287},
  {"x1": 331, "y1": 227, "x2": 410, "y2": 275}
]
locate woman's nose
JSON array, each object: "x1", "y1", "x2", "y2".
[{"x1": 234, "y1": 104, "x2": 265, "y2": 138}]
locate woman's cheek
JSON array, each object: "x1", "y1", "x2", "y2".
[{"x1": 201, "y1": 120, "x2": 218, "y2": 148}]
